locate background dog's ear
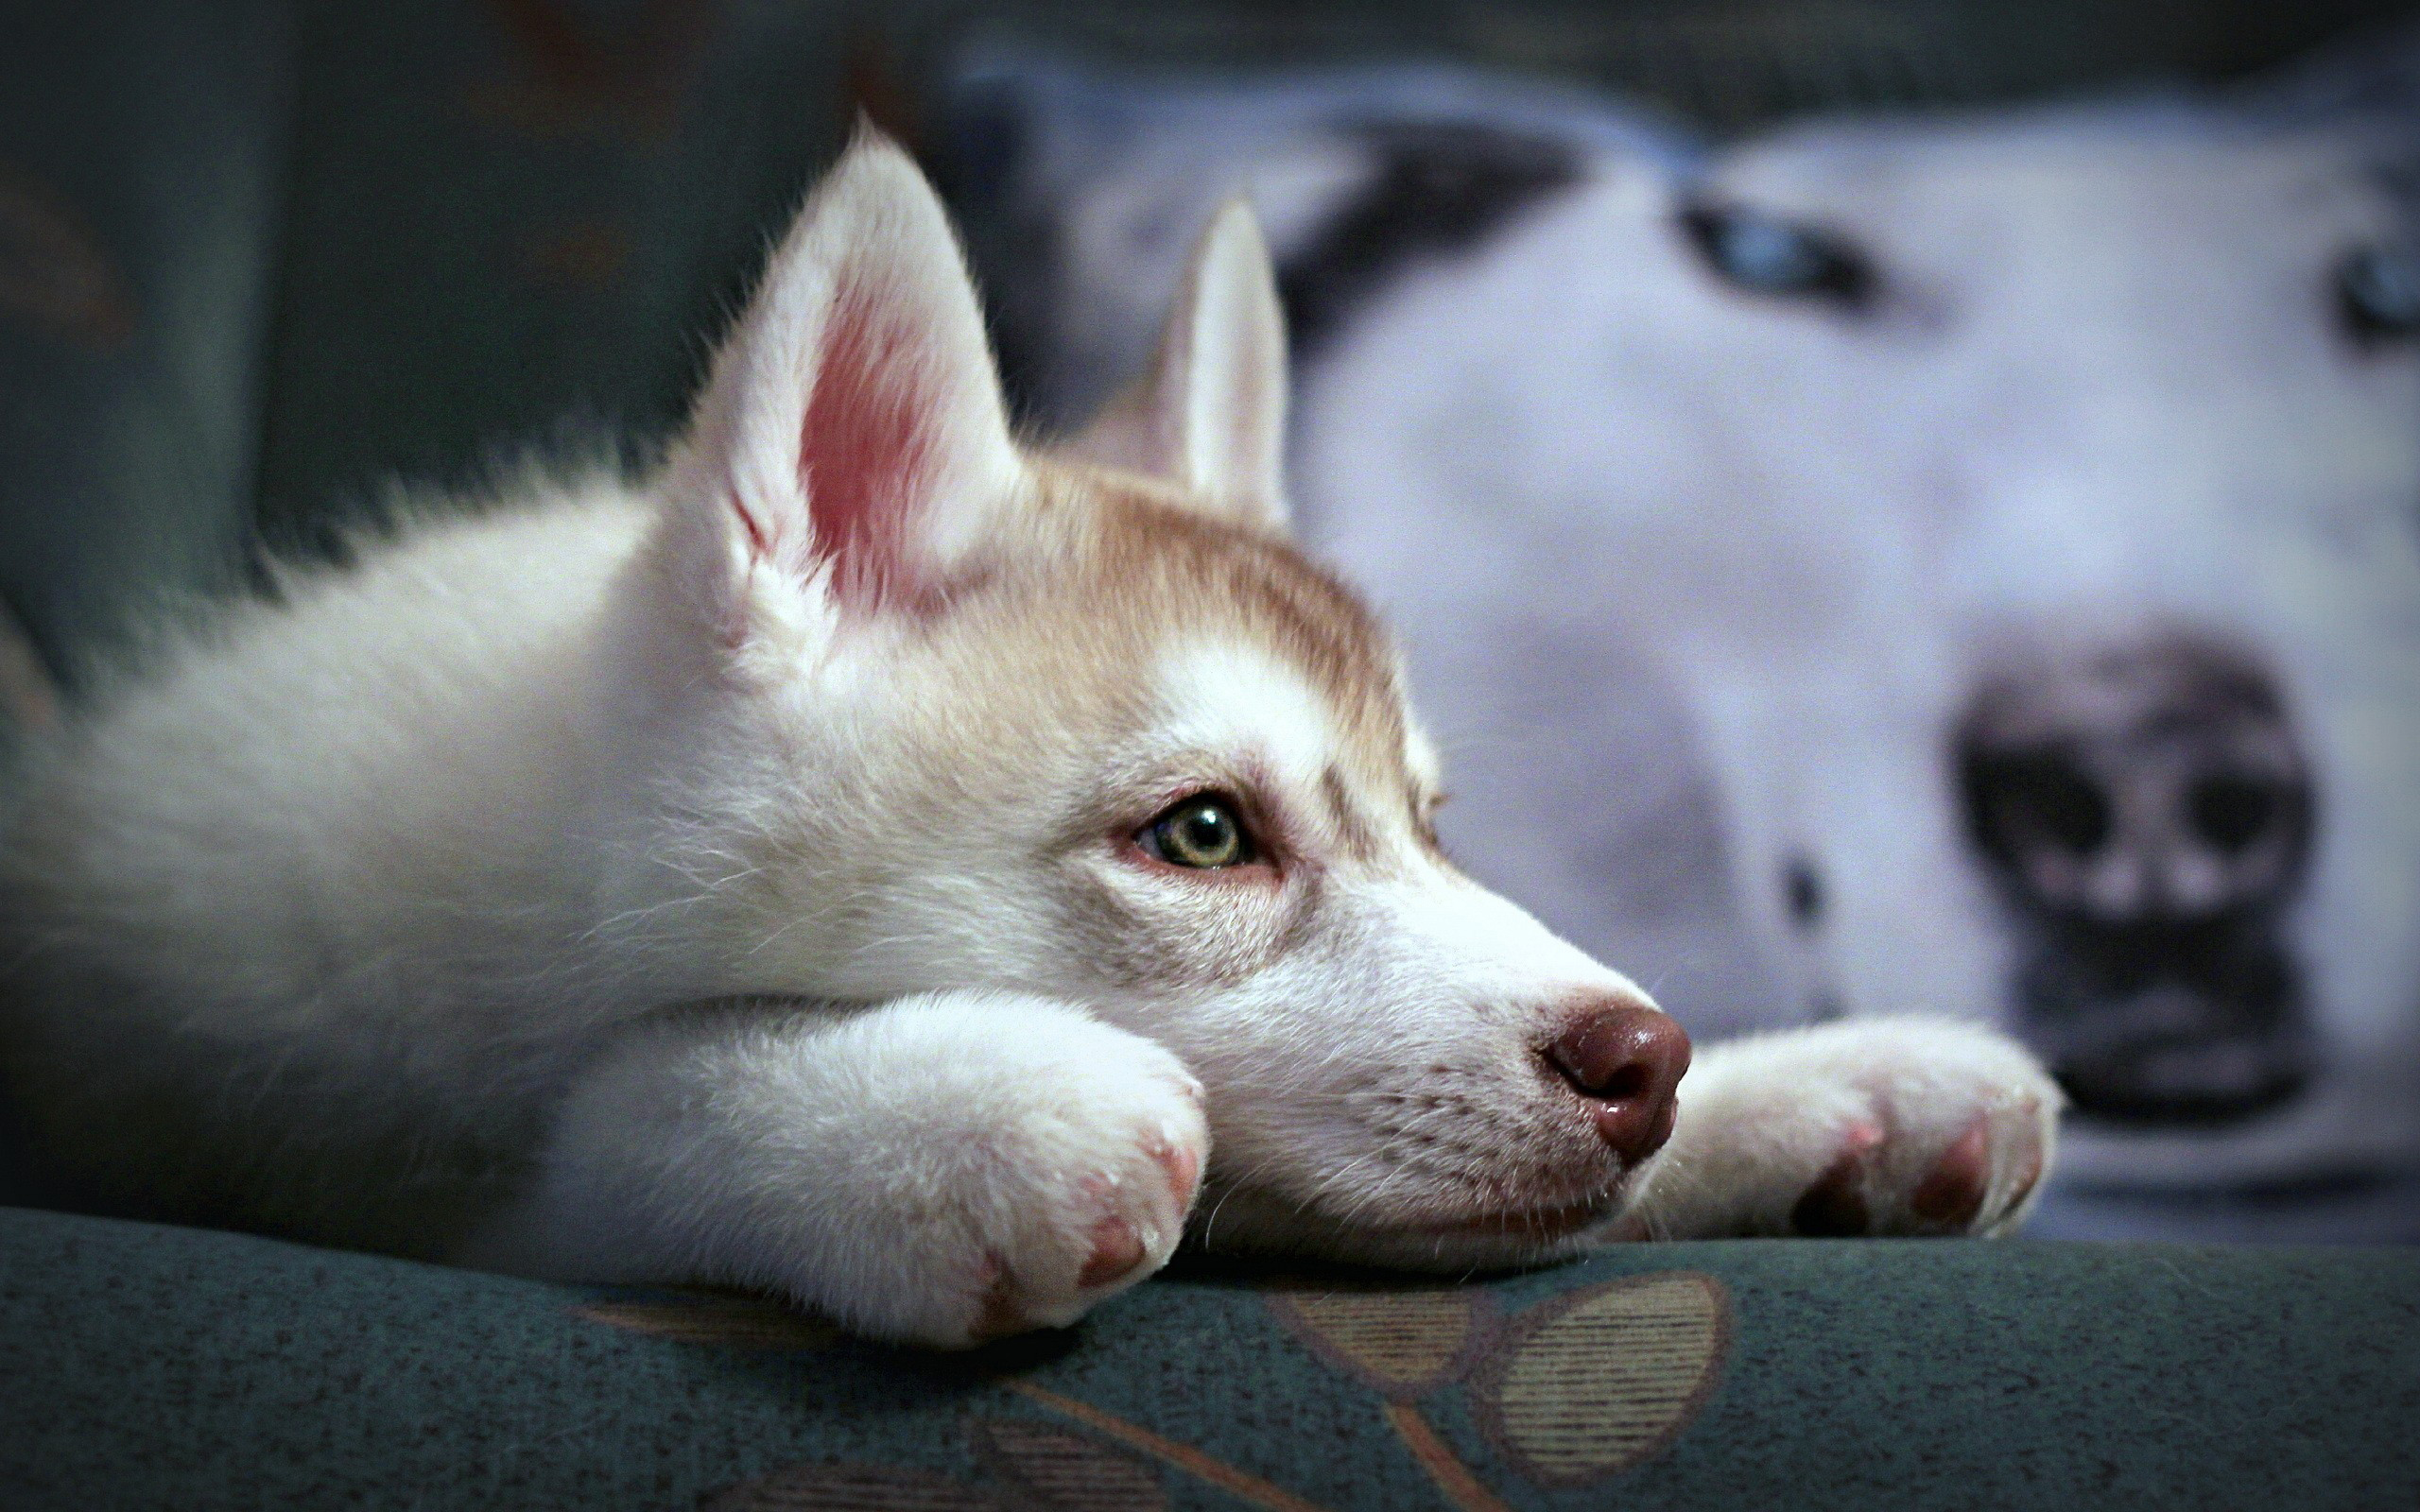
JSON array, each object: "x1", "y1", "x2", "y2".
[
  {"x1": 666, "y1": 130, "x2": 1026, "y2": 647},
  {"x1": 1063, "y1": 200, "x2": 1290, "y2": 531}
]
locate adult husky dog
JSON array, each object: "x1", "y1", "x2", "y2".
[{"x1": 0, "y1": 138, "x2": 2054, "y2": 1346}]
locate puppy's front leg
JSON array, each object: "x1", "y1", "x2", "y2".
[
  {"x1": 461, "y1": 991, "x2": 1208, "y2": 1347},
  {"x1": 1619, "y1": 1019, "x2": 2060, "y2": 1241}
]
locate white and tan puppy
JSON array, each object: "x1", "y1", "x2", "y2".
[{"x1": 0, "y1": 136, "x2": 2056, "y2": 1347}]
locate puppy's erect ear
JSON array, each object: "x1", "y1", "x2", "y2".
[
  {"x1": 667, "y1": 131, "x2": 1025, "y2": 645},
  {"x1": 1066, "y1": 199, "x2": 1290, "y2": 531}
]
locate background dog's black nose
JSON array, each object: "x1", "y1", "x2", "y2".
[
  {"x1": 1544, "y1": 999, "x2": 1691, "y2": 1163},
  {"x1": 1955, "y1": 633, "x2": 2316, "y2": 1125},
  {"x1": 1957, "y1": 635, "x2": 2311, "y2": 930}
]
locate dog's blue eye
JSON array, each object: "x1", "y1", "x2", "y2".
[
  {"x1": 2339, "y1": 244, "x2": 2420, "y2": 346},
  {"x1": 1142, "y1": 796, "x2": 1253, "y2": 869},
  {"x1": 1681, "y1": 202, "x2": 1875, "y2": 309}
]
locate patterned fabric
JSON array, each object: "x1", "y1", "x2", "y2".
[{"x1": 2, "y1": 1206, "x2": 2414, "y2": 1509}]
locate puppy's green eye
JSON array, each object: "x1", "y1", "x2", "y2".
[{"x1": 1143, "y1": 796, "x2": 1255, "y2": 869}]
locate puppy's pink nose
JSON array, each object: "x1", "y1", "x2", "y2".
[{"x1": 1544, "y1": 999, "x2": 1691, "y2": 1163}]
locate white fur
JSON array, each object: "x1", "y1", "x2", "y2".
[{"x1": 1149, "y1": 641, "x2": 1336, "y2": 787}]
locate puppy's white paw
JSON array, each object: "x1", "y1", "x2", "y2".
[
  {"x1": 815, "y1": 994, "x2": 1209, "y2": 1348},
  {"x1": 957, "y1": 1070, "x2": 1208, "y2": 1345},
  {"x1": 1637, "y1": 1018, "x2": 2059, "y2": 1239}
]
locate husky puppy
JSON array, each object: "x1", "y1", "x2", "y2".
[{"x1": 0, "y1": 138, "x2": 2055, "y2": 1346}]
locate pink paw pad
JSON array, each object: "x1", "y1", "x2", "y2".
[
  {"x1": 1150, "y1": 1138, "x2": 1202, "y2": 1212},
  {"x1": 1910, "y1": 1117, "x2": 1993, "y2": 1228},
  {"x1": 1790, "y1": 1119, "x2": 1885, "y2": 1236},
  {"x1": 1077, "y1": 1214, "x2": 1147, "y2": 1289}
]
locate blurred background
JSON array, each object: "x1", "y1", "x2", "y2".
[{"x1": 2, "y1": 0, "x2": 2414, "y2": 1244}]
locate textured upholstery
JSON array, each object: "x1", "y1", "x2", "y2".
[{"x1": 4, "y1": 1206, "x2": 2416, "y2": 1510}]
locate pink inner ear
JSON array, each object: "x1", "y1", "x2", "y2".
[{"x1": 798, "y1": 280, "x2": 934, "y2": 603}]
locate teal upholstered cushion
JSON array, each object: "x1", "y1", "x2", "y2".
[{"x1": 2, "y1": 1206, "x2": 2412, "y2": 1509}]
